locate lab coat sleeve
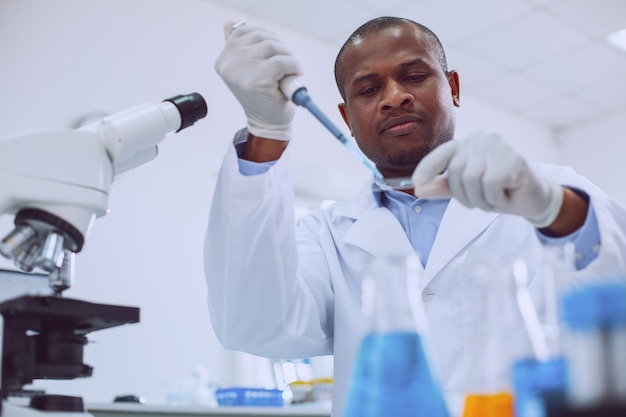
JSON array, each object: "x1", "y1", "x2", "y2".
[
  {"x1": 204, "y1": 140, "x2": 334, "y2": 359},
  {"x1": 537, "y1": 163, "x2": 626, "y2": 278},
  {"x1": 583, "y1": 191, "x2": 626, "y2": 277}
]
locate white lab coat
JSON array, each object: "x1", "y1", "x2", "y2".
[{"x1": 204, "y1": 142, "x2": 626, "y2": 417}]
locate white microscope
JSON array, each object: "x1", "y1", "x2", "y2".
[{"x1": 0, "y1": 93, "x2": 207, "y2": 416}]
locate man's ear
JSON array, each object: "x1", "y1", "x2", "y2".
[
  {"x1": 338, "y1": 103, "x2": 354, "y2": 136},
  {"x1": 447, "y1": 70, "x2": 461, "y2": 107}
]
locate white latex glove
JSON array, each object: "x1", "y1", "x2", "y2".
[
  {"x1": 215, "y1": 21, "x2": 301, "y2": 141},
  {"x1": 411, "y1": 131, "x2": 564, "y2": 228}
]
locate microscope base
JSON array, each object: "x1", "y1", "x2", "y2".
[{"x1": 1, "y1": 401, "x2": 93, "y2": 416}]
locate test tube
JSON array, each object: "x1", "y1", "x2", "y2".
[
  {"x1": 511, "y1": 249, "x2": 573, "y2": 417},
  {"x1": 606, "y1": 282, "x2": 626, "y2": 402},
  {"x1": 561, "y1": 285, "x2": 609, "y2": 408}
]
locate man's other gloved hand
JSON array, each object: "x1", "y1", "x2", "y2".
[
  {"x1": 411, "y1": 131, "x2": 564, "y2": 228},
  {"x1": 215, "y1": 21, "x2": 301, "y2": 141}
]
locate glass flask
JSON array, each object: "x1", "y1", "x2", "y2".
[{"x1": 343, "y1": 255, "x2": 450, "y2": 417}]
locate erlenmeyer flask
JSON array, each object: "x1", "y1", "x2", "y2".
[{"x1": 343, "y1": 255, "x2": 450, "y2": 417}]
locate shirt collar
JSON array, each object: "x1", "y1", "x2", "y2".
[{"x1": 371, "y1": 182, "x2": 419, "y2": 207}]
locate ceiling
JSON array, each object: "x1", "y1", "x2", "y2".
[{"x1": 206, "y1": 0, "x2": 626, "y2": 131}]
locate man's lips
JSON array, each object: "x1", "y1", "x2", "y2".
[{"x1": 380, "y1": 115, "x2": 422, "y2": 135}]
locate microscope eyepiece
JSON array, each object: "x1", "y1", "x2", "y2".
[{"x1": 164, "y1": 92, "x2": 207, "y2": 132}]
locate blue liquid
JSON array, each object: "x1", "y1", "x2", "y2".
[{"x1": 344, "y1": 331, "x2": 450, "y2": 417}]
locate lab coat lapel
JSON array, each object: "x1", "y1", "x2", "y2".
[
  {"x1": 422, "y1": 199, "x2": 499, "y2": 286},
  {"x1": 343, "y1": 204, "x2": 417, "y2": 261},
  {"x1": 338, "y1": 187, "x2": 499, "y2": 284}
]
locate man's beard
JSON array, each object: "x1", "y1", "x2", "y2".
[
  {"x1": 381, "y1": 138, "x2": 439, "y2": 173},
  {"x1": 381, "y1": 131, "x2": 453, "y2": 174},
  {"x1": 361, "y1": 117, "x2": 455, "y2": 175},
  {"x1": 386, "y1": 146, "x2": 427, "y2": 168}
]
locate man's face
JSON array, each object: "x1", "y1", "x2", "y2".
[{"x1": 338, "y1": 23, "x2": 460, "y2": 179}]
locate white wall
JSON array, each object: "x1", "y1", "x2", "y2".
[
  {"x1": 556, "y1": 109, "x2": 626, "y2": 206},
  {"x1": 0, "y1": 0, "x2": 563, "y2": 405}
]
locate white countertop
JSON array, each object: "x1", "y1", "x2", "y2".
[{"x1": 87, "y1": 403, "x2": 331, "y2": 417}]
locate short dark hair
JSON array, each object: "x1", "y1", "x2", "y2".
[{"x1": 334, "y1": 16, "x2": 448, "y2": 101}]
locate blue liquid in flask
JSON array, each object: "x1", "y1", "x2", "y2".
[{"x1": 344, "y1": 331, "x2": 449, "y2": 417}]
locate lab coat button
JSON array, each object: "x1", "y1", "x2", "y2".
[
  {"x1": 414, "y1": 206, "x2": 423, "y2": 214},
  {"x1": 422, "y1": 291, "x2": 434, "y2": 302}
]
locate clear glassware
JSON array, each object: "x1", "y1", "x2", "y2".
[{"x1": 343, "y1": 255, "x2": 449, "y2": 417}]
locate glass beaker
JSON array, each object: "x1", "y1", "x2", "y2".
[
  {"x1": 461, "y1": 254, "x2": 518, "y2": 417},
  {"x1": 343, "y1": 255, "x2": 449, "y2": 417}
]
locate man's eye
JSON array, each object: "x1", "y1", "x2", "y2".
[
  {"x1": 407, "y1": 74, "x2": 427, "y2": 82},
  {"x1": 360, "y1": 86, "x2": 379, "y2": 96}
]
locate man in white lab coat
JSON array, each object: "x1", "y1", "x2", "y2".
[{"x1": 204, "y1": 16, "x2": 626, "y2": 417}]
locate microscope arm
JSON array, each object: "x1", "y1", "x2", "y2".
[{"x1": 0, "y1": 93, "x2": 206, "y2": 290}]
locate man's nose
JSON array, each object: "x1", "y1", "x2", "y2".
[{"x1": 379, "y1": 81, "x2": 414, "y2": 111}]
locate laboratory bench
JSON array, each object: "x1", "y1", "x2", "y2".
[
  {"x1": 86, "y1": 403, "x2": 626, "y2": 417},
  {"x1": 87, "y1": 403, "x2": 331, "y2": 417}
]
